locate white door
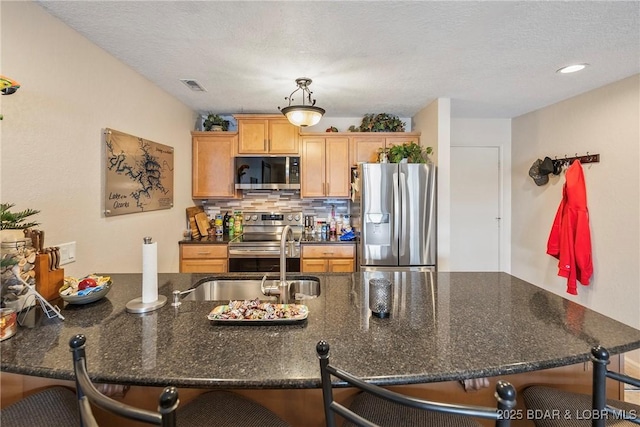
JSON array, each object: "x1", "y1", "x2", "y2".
[{"x1": 450, "y1": 146, "x2": 501, "y2": 271}]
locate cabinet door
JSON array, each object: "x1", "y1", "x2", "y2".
[
  {"x1": 180, "y1": 259, "x2": 228, "y2": 273},
  {"x1": 238, "y1": 120, "x2": 268, "y2": 153},
  {"x1": 351, "y1": 136, "x2": 385, "y2": 165},
  {"x1": 301, "y1": 258, "x2": 327, "y2": 273},
  {"x1": 301, "y1": 137, "x2": 326, "y2": 197},
  {"x1": 269, "y1": 119, "x2": 300, "y2": 154},
  {"x1": 327, "y1": 259, "x2": 355, "y2": 273},
  {"x1": 325, "y1": 137, "x2": 350, "y2": 198},
  {"x1": 192, "y1": 134, "x2": 237, "y2": 198}
]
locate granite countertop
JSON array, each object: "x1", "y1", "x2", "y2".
[
  {"x1": 180, "y1": 235, "x2": 356, "y2": 244},
  {"x1": 179, "y1": 236, "x2": 234, "y2": 244},
  {"x1": 299, "y1": 235, "x2": 356, "y2": 244},
  {"x1": 2, "y1": 272, "x2": 639, "y2": 390}
]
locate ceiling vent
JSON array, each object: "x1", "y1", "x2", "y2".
[{"x1": 180, "y1": 79, "x2": 207, "y2": 92}]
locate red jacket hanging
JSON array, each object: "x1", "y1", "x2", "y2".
[{"x1": 547, "y1": 160, "x2": 593, "y2": 295}]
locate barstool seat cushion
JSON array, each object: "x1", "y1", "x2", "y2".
[
  {"x1": 344, "y1": 391, "x2": 483, "y2": 427},
  {"x1": 0, "y1": 386, "x2": 79, "y2": 427},
  {"x1": 177, "y1": 390, "x2": 290, "y2": 427},
  {"x1": 522, "y1": 385, "x2": 640, "y2": 427}
]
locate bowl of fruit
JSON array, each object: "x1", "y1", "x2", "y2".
[{"x1": 59, "y1": 275, "x2": 112, "y2": 305}]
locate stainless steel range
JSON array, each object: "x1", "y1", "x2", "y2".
[{"x1": 228, "y1": 211, "x2": 303, "y2": 272}]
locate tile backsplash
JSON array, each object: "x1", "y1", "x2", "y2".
[{"x1": 200, "y1": 191, "x2": 350, "y2": 222}]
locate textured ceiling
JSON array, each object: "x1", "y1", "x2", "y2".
[{"x1": 36, "y1": 1, "x2": 640, "y2": 119}]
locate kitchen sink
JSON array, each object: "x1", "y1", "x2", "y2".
[{"x1": 182, "y1": 276, "x2": 320, "y2": 302}]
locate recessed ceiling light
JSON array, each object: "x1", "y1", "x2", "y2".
[
  {"x1": 180, "y1": 79, "x2": 207, "y2": 92},
  {"x1": 556, "y1": 64, "x2": 589, "y2": 74}
]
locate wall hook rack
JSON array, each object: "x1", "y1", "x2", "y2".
[{"x1": 552, "y1": 152, "x2": 600, "y2": 169}]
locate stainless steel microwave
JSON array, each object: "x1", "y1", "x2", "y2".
[{"x1": 234, "y1": 156, "x2": 300, "y2": 190}]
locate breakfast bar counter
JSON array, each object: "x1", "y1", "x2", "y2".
[{"x1": 2, "y1": 272, "x2": 640, "y2": 389}]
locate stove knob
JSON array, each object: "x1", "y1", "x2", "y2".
[
  {"x1": 287, "y1": 214, "x2": 293, "y2": 221},
  {"x1": 294, "y1": 214, "x2": 300, "y2": 221},
  {"x1": 251, "y1": 215, "x2": 258, "y2": 221}
]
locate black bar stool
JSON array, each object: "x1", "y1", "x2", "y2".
[
  {"x1": 70, "y1": 334, "x2": 291, "y2": 426},
  {"x1": 523, "y1": 345, "x2": 640, "y2": 426},
  {"x1": 317, "y1": 340, "x2": 517, "y2": 427}
]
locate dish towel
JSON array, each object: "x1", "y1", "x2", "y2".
[{"x1": 546, "y1": 160, "x2": 593, "y2": 295}]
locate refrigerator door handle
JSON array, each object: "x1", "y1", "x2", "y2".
[
  {"x1": 392, "y1": 172, "x2": 399, "y2": 257},
  {"x1": 399, "y1": 171, "x2": 407, "y2": 257}
]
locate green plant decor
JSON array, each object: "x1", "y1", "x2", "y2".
[
  {"x1": 203, "y1": 113, "x2": 230, "y2": 131},
  {"x1": 1, "y1": 203, "x2": 40, "y2": 230},
  {"x1": 357, "y1": 113, "x2": 406, "y2": 132},
  {"x1": 385, "y1": 142, "x2": 433, "y2": 163},
  {"x1": 1, "y1": 203, "x2": 40, "y2": 293}
]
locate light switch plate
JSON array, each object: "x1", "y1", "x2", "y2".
[{"x1": 57, "y1": 241, "x2": 76, "y2": 265}]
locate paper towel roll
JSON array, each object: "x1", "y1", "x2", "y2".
[{"x1": 142, "y1": 240, "x2": 158, "y2": 303}]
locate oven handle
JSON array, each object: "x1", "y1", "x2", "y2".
[{"x1": 228, "y1": 249, "x2": 281, "y2": 257}]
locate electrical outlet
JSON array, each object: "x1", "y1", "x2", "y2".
[{"x1": 57, "y1": 241, "x2": 76, "y2": 265}]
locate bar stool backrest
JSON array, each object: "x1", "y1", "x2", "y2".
[
  {"x1": 591, "y1": 346, "x2": 640, "y2": 427},
  {"x1": 316, "y1": 340, "x2": 517, "y2": 427},
  {"x1": 70, "y1": 334, "x2": 178, "y2": 427}
]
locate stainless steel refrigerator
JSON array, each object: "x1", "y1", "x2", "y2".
[{"x1": 353, "y1": 162, "x2": 436, "y2": 270}]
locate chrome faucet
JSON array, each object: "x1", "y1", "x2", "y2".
[{"x1": 279, "y1": 225, "x2": 294, "y2": 304}]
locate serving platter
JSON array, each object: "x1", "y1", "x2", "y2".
[{"x1": 207, "y1": 302, "x2": 308, "y2": 325}]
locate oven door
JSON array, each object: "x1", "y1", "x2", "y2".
[{"x1": 228, "y1": 243, "x2": 301, "y2": 273}]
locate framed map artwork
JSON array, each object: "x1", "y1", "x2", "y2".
[{"x1": 104, "y1": 128, "x2": 174, "y2": 216}]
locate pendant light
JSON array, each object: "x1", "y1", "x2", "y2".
[{"x1": 278, "y1": 77, "x2": 325, "y2": 127}]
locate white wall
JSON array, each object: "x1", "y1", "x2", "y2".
[
  {"x1": 413, "y1": 98, "x2": 451, "y2": 270},
  {"x1": 1, "y1": 2, "x2": 196, "y2": 275},
  {"x1": 450, "y1": 118, "x2": 512, "y2": 272},
  {"x1": 511, "y1": 74, "x2": 640, "y2": 328},
  {"x1": 302, "y1": 116, "x2": 412, "y2": 133}
]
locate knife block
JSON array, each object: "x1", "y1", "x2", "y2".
[{"x1": 34, "y1": 254, "x2": 64, "y2": 301}]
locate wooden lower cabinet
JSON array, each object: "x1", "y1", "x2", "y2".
[
  {"x1": 301, "y1": 244, "x2": 355, "y2": 272},
  {"x1": 179, "y1": 244, "x2": 228, "y2": 273}
]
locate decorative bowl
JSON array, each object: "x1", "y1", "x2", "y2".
[{"x1": 60, "y1": 281, "x2": 112, "y2": 305}]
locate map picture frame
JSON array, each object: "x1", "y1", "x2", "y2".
[{"x1": 104, "y1": 128, "x2": 174, "y2": 217}]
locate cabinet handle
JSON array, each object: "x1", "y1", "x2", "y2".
[
  {"x1": 323, "y1": 252, "x2": 334, "y2": 255},
  {"x1": 326, "y1": 182, "x2": 330, "y2": 195},
  {"x1": 197, "y1": 252, "x2": 211, "y2": 256}
]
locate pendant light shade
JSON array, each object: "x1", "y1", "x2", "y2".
[{"x1": 278, "y1": 78, "x2": 325, "y2": 127}]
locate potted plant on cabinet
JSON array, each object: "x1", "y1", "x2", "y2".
[
  {"x1": 382, "y1": 142, "x2": 433, "y2": 163},
  {"x1": 358, "y1": 113, "x2": 406, "y2": 132},
  {"x1": 203, "y1": 113, "x2": 230, "y2": 131}
]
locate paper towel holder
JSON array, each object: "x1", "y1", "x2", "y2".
[{"x1": 126, "y1": 237, "x2": 167, "y2": 314}]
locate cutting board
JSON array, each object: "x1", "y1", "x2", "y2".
[
  {"x1": 186, "y1": 206, "x2": 204, "y2": 239},
  {"x1": 195, "y1": 212, "x2": 211, "y2": 236}
]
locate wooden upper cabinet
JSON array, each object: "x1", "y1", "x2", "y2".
[
  {"x1": 192, "y1": 132, "x2": 238, "y2": 199},
  {"x1": 235, "y1": 114, "x2": 300, "y2": 155},
  {"x1": 269, "y1": 119, "x2": 300, "y2": 153},
  {"x1": 325, "y1": 138, "x2": 351, "y2": 197},
  {"x1": 237, "y1": 119, "x2": 268, "y2": 153},
  {"x1": 301, "y1": 137, "x2": 325, "y2": 197},
  {"x1": 351, "y1": 136, "x2": 385, "y2": 164},
  {"x1": 301, "y1": 136, "x2": 350, "y2": 198}
]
